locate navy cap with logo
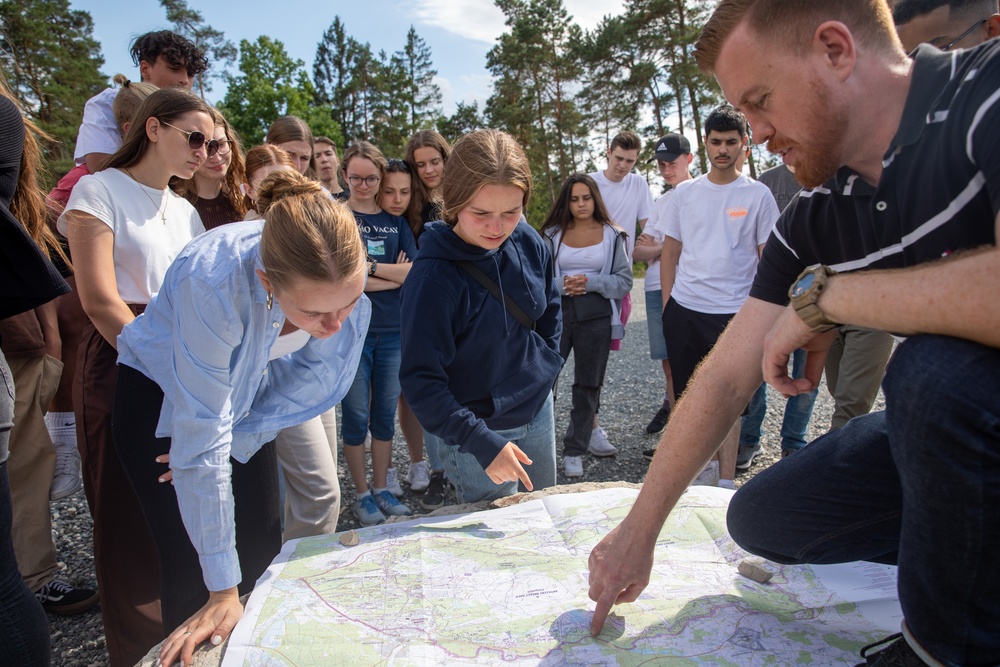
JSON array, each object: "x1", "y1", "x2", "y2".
[{"x1": 649, "y1": 134, "x2": 691, "y2": 163}]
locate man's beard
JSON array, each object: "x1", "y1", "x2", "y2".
[{"x1": 768, "y1": 82, "x2": 848, "y2": 189}]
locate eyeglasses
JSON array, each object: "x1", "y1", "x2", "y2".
[
  {"x1": 347, "y1": 175, "x2": 381, "y2": 187},
  {"x1": 160, "y1": 121, "x2": 222, "y2": 157},
  {"x1": 387, "y1": 158, "x2": 411, "y2": 173},
  {"x1": 941, "y1": 18, "x2": 987, "y2": 51}
]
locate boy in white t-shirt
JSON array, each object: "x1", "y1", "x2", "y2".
[
  {"x1": 633, "y1": 134, "x2": 694, "y2": 436},
  {"x1": 74, "y1": 30, "x2": 207, "y2": 173},
  {"x1": 658, "y1": 105, "x2": 779, "y2": 488}
]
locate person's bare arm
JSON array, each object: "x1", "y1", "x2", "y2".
[
  {"x1": 764, "y1": 213, "x2": 1000, "y2": 396},
  {"x1": 659, "y1": 236, "x2": 682, "y2": 309},
  {"x1": 65, "y1": 211, "x2": 134, "y2": 348},
  {"x1": 588, "y1": 297, "x2": 784, "y2": 634},
  {"x1": 84, "y1": 153, "x2": 110, "y2": 174},
  {"x1": 632, "y1": 233, "x2": 663, "y2": 262}
]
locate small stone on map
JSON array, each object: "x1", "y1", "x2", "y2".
[
  {"x1": 339, "y1": 530, "x2": 360, "y2": 547},
  {"x1": 738, "y1": 560, "x2": 773, "y2": 584}
]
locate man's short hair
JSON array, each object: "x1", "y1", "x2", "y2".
[
  {"x1": 130, "y1": 30, "x2": 208, "y2": 78},
  {"x1": 314, "y1": 136, "x2": 338, "y2": 155},
  {"x1": 704, "y1": 104, "x2": 749, "y2": 138},
  {"x1": 892, "y1": 0, "x2": 999, "y2": 25},
  {"x1": 694, "y1": 0, "x2": 899, "y2": 73},
  {"x1": 609, "y1": 131, "x2": 642, "y2": 154}
]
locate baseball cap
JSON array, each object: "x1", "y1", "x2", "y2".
[{"x1": 649, "y1": 134, "x2": 691, "y2": 163}]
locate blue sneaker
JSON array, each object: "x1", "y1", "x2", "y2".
[
  {"x1": 373, "y1": 489, "x2": 412, "y2": 517},
  {"x1": 736, "y1": 443, "x2": 761, "y2": 470},
  {"x1": 354, "y1": 494, "x2": 387, "y2": 526}
]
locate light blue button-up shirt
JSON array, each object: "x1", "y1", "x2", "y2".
[{"x1": 118, "y1": 220, "x2": 369, "y2": 591}]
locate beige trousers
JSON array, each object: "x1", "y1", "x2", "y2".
[
  {"x1": 825, "y1": 325, "x2": 895, "y2": 431},
  {"x1": 7, "y1": 354, "x2": 61, "y2": 591},
  {"x1": 275, "y1": 408, "x2": 341, "y2": 541}
]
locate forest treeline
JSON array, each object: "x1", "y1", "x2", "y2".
[{"x1": 0, "y1": 0, "x2": 747, "y2": 219}]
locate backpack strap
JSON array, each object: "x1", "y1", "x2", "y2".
[{"x1": 457, "y1": 260, "x2": 536, "y2": 331}]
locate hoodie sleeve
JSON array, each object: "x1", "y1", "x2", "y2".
[
  {"x1": 399, "y1": 268, "x2": 510, "y2": 470},
  {"x1": 535, "y1": 236, "x2": 563, "y2": 354},
  {"x1": 585, "y1": 232, "x2": 633, "y2": 300}
]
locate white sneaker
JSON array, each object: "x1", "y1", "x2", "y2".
[
  {"x1": 563, "y1": 455, "x2": 584, "y2": 478},
  {"x1": 50, "y1": 442, "x2": 82, "y2": 501},
  {"x1": 385, "y1": 467, "x2": 404, "y2": 496},
  {"x1": 588, "y1": 427, "x2": 618, "y2": 457},
  {"x1": 405, "y1": 461, "x2": 430, "y2": 492},
  {"x1": 692, "y1": 460, "x2": 720, "y2": 487}
]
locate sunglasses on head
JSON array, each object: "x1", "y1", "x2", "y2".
[
  {"x1": 387, "y1": 158, "x2": 411, "y2": 172},
  {"x1": 160, "y1": 120, "x2": 223, "y2": 157}
]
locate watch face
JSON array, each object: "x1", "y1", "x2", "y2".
[{"x1": 792, "y1": 272, "x2": 815, "y2": 297}]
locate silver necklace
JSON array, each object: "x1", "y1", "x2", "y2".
[{"x1": 125, "y1": 169, "x2": 168, "y2": 224}]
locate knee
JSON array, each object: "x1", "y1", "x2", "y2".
[
  {"x1": 727, "y1": 483, "x2": 793, "y2": 564},
  {"x1": 883, "y1": 335, "x2": 993, "y2": 412}
]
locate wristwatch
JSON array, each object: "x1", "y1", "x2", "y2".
[
  {"x1": 368, "y1": 259, "x2": 378, "y2": 277},
  {"x1": 788, "y1": 264, "x2": 839, "y2": 332}
]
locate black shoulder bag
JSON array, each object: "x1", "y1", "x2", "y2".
[{"x1": 456, "y1": 260, "x2": 536, "y2": 331}]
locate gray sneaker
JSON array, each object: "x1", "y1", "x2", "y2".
[
  {"x1": 373, "y1": 489, "x2": 412, "y2": 517},
  {"x1": 588, "y1": 427, "x2": 618, "y2": 457},
  {"x1": 385, "y1": 467, "x2": 404, "y2": 496},
  {"x1": 354, "y1": 494, "x2": 387, "y2": 526},
  {"x1": 692, "y1": 460, "x2": 720, "y2": 487},
  {"x1": 736, "y1": 443, "x2": 761, "y2": 470},
  {"x1": 50, "y1": 443, "x2": 82, "y2": 501},
  {"x1": 563, "y1": 455, "x2": 584, "y2": 478}
]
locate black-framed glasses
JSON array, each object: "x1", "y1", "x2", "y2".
[
  {"x1": 160, "y1": 121, "x2": 221, "y2": 157},
  {"x1": 941, "y1": 18, "x2": 987, "y2": 51},
  {"x1": 387, "y1": 158, "x2": 410, "y2": 173},
  {"x1": 346, "y1": 174, "x2": 381, "y2": 187}
]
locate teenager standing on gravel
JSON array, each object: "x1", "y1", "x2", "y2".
[
  {"x1": 399, "y1": 129, "x2": 562, "y2": 504},
  {"x1": 113, "y1": 170, "x2": 368, "y2": 667},
  {"x1": 540, "y1": 174, "x2": 632, "y2": 480}
]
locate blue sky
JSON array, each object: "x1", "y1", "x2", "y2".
[{"x1": 74, "y1": 0, "x2": 625, "y2": 115}]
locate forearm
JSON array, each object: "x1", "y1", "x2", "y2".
[
  {"x1": 371, "y1": 262, "x2": 411, "y2": 284},
  {"x1": 632, "y1": 239, "x2": 663, "y2": 262},
  {"x1": 819, "y1": 245, "x2": 1000, "y2": 347},
  {"x1": 82, "y1": 297, "x2": 135, "y2": 349},
  {"x1": 628, "y1": 299, "x2": 781, "y2": 538},
  {"x1": 364, "y1": 277, "x2": 401, "y2": 293},
  {"x1": 659, "y1": 238, "x2": 681, "y2": 308}
]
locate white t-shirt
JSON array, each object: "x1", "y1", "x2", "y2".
[
  {"x1": 663, "y1": 174, "x2": 779, "y2": 314},
  {"x1": 555, "y1": 243, "x2": 605, "y2": 276},
  {"x1": 588, "y1": 170, "x2": 653, "y2": 259},
  {"x1": 73, "y1": 87, "x2": 121, "y2": 164},
  {"x1": 642, "y1": 190, "x2": 674, "y2": 292},
  {"x1": 58, "y1": 169, "x2": 205, "y2": 304}
]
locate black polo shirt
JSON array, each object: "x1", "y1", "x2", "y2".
[{"x1": 751, "y1": 40, "x2": 1000, "y2": 306}]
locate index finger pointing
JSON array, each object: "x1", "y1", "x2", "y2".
[{"x1": 590, "y1": 590, "x2": 616, "y2": 636}]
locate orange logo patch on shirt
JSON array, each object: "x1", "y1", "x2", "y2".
[{"x1": 727, "y1": 207, "x2": 749, "y2": 219}]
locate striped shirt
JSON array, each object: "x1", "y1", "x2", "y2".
[{"x1": 751, "y1": 41, "x2": 1000, "y2": 306}]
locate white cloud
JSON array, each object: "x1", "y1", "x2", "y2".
[
  {"x1": 412, "y1": 0, "x2": 626, "y2": 45},
  {"x1": 412, "y1": 0, "x2": 506, "y2": 45}
]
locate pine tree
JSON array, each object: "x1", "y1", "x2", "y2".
[
  {"x1": 398, "y1": 27, "x2": 442, "y2": 132},
  {"x1": 0, "y1": 0, "x2": 106, "y2": 173}
]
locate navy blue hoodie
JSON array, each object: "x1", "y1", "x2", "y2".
[{"x1": 399, "y1": 219, "x2": 562, "y2": 470}]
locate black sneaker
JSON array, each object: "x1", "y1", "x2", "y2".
[
  {"x1": 35, "y1": 579, "x2": 99, "y2": 615},
  {"x1": 645, "y1": 405, "x2": 671, "y2": 434},
  {"x1": 855, "y1": 633, "x2": 925, "y2": 666},
  {"x1": 420, "y1": 471, "x2": 446, "y2": 510},
  {"x1": 643, "y1": 447, "x2": 657, "y2": 461}
]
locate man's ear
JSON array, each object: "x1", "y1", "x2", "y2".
[
  {"x1": 814, "y1": 20, "x2": 857, "y2": 83},
  {"x1": 986, "y1": 14, "x2": 1000, "y2": 40}
]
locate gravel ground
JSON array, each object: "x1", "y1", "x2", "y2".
[{"x1": 47, "y1": 278, "x2": 885, "y2": 666}]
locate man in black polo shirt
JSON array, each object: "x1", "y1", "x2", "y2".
[{"x1": 586, "y1": 1, "x2": 1000, "y2": 664}]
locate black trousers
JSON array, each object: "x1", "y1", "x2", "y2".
[
  {"x1": 662, "y1": 297, "x2": 735, "y2": 402},
  {"x1": 558, "y1": 297, "x2": 612, "y2": 457},
  {"x1": 112, "y1": 364, "x2": 281, "y2": 634}
]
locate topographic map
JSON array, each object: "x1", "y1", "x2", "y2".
[{"x1": 222, "y1": 487, "x2": 901, "y2": 666}]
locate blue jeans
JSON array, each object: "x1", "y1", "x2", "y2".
[
  {"x1": 728, "y1": 335, "x2": 1000, "y2": 665},
  {"x1": 341, "y1": 331, "x2": 402, "y2": 445},
  {"x1": 0, "y1": 351, "x2": 50, "y2": 666},
  {"x1": 739, "y1": 348, "x2": 817, "y2": 451},
  {"x1": 429, "y1": 393, "x2": 556, "y2": 504}
]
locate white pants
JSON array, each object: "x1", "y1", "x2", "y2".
[{"x1": 275, "y1": 408, "x2": 341, "y2": 541}]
